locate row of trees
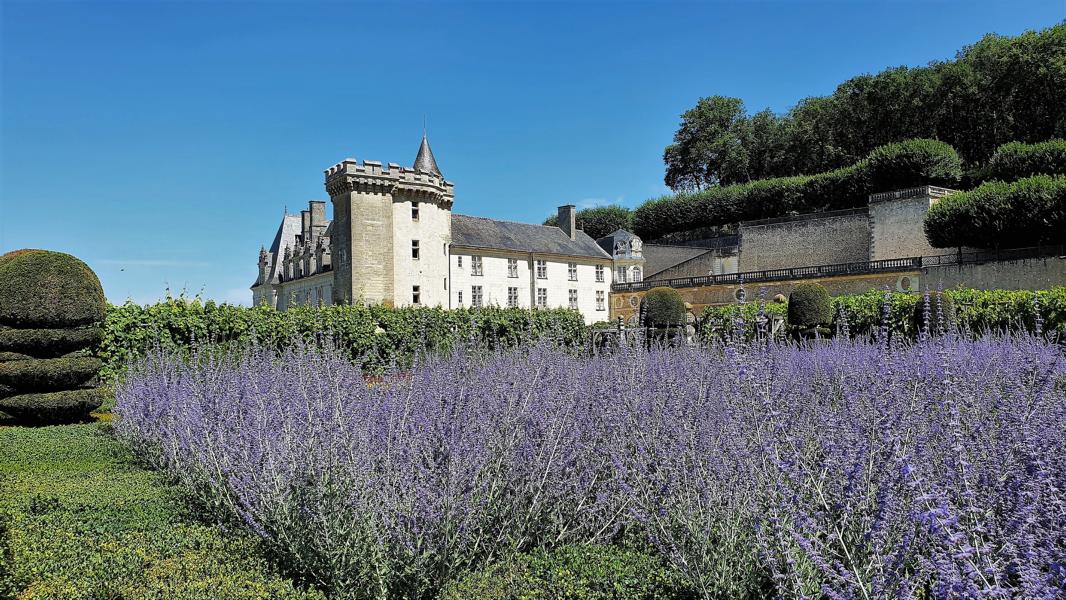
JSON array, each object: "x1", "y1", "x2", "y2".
[{"x1": 664, "y1": 23, "x2": 1066, "y2": 191}]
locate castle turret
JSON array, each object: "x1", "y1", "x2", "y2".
[{"x1": 324, "y1": 136, "x2": 454, "y2": 307}]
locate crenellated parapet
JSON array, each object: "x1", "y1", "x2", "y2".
[{"x1": 324, "y1": 158, "x2": 455, "y2": 207}]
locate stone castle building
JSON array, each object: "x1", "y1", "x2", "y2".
[{"x1": 253, "y1": 137, "x2": 615, "y2": 324}]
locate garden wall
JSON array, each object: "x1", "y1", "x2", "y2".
[
  {"x1": 737, "y1": 209, "x2": 870, "y2": 272},
  {"x1": 925, "y1": 255, "x2": 1066, "y2": 291}
]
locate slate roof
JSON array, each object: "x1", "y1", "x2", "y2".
[
  {"x1": 263, "y1": 215, "x2": 303, "y2": 284},
  {"x1": 596, "y1": 229, "x2": 640, "y2": 255},
  {"x1": 642, "y1": 244, "x2": 711, "y2": 278},
  {"x1": 452, "y1": 214, "x2": 611, "y2": 259},
  {"x1": 414, "y1": 135, "x2": 442, "y2": 176}
]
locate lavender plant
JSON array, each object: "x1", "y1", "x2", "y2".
[{"x1": 115, "y1": 332, "x2": 1066, "y2": 599}]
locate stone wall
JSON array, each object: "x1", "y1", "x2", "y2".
[
  {"x1": 647, "y1": 252, "x2": 737, "y2": 281},
  {"x1": 867, "y1": 187, "x2": 955, "y2": 260},
  {"x1": 609, "y1": 255, "x2": 1066, "y2": 323},
  {"x1": 738, "y1": 209, "x2": 870, "y2": 272}
]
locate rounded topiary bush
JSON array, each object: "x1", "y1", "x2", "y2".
[
  {"x1": 910, "y1": 291, "x2": 956, "y2": 335},
  {"x1": 0, "y1": 249, "x2": 107, "y2": 328},
  {"x1": 641, "y1": 287, "x2": 687, "y2": 327},
  {"x1": 788, "y1": 283, "x2": 833, "y2": 329},
  {"x1": 440, "y1": 544, "x2": 695, "y2": 600},
  {"x1": 0, "y1": 249, "x2": 106, "y2": 423},
  {"x1": 987, "y1": 140, "x2": 1066, "y2": 181},
  {"x1": 866, "y1": 139, "x2": 962, "y2": 192}
]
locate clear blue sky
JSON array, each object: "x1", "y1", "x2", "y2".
[{"x1": 2, "y1": 0, "x2": 1062, "y2": 305}]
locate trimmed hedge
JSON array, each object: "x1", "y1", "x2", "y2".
[
  {"x1": 787, "y1": 283, "x2": 832, "y2": 328},
  {"x1": 0, "y1": 327, "x2": 103, "y2": 358},
  {"x1": 703, "y1": 288, "x2": 1066, "y2": 339},
  {"x1": 924, "y1": 175, "x2": 1066, "y2": 249},
  {"x1": 0, "y1": 357, "x2": 102, "y2": 393},
  {"x1": 0, "y1": 423, "x2": 323, "y2": 598},
  {"x1": 100, "y1": 298, "x2": 589, "y2": 379},
  {"x1": 987, "y1": 140, "x2": 1066, "y2": 182},
  {"x1": 634, "y1": 139, "x2": 961, "y2": 240},
  {"x1": 0, "y1": 389, "x2": 104, "y2": 423},
  {"x1": 642, "y1": 287, "x2": 687, "y2": 327},
  {"x1": 440, "y1": 544, "x2": 695, "y2": 600},
  {"x1": 910, "y1": 291, "x2": 956, "y2": 334},
  {"x1": 0, "y1": 250, "x2": 107, "y2": 328}
]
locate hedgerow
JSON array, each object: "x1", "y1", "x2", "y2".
[
  {"x1": 986, "y1": 139, "x2": 1066, "y2": 181},
  {"x1": 701, "y1": 287, "x2": 1066, "y2": 339},
  {"x1": 633, "y1": 139, "x2": 961, "y2": 240},
  {"x1": 99, "y1": 297, "x2": 588, "y2": 379},
  {"x1": 923, "y1": 175, "x2": 1066, "y2": 249}
]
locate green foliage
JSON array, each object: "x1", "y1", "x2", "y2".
[
  {"x1": 0, "y1": 423, "x2": 323, "y2": 599},
  {"x1": 543, "y1": 205, "x2": 634, "y2": 240},
  {"x1": 0, "y1": 327, "x2": 103, "y2": 359},
  {"x1": 701, "y1": 301, "x2": 787, "y2": 340},
  {"x1": 0, "y1": 250, "x2": 107, "y2": 328},
  {"x1": 864, "y1": 139, "x2": 963, "y2": 191},
  {"x1": 986, "y1": 139, "x2": 1066, "y2": 181},
  {"x1": 440, "y1": 544, "x2": 695, "y2": 600},
  {"x1": 642, "y1": 287, "x2": 687, "y2": 327},
  {"x1": 662, "y1": 23, "x2": 1066, "y2": 187},
  {"x1": 99, "y1": 297, "x2": 588, "y2": 380},
  {"x1": 0, "y1": 389, "x2": 104, "y2": 424},
  {"x1": 910, "y1": 292, "x2": 957, "y2": 334},
  {"x1": 0, "y1": 357, "x2": 102, "y2": 393},
  {"x1": 704, "y1": 288, "x2": 1066, "y2": 339},
  {"x1": 634, "y1": 139, "x2": 961, "y2": 240},
  {"x1": 924, "y1": 175, "x2": 1066, "y2": 248},
  {"x1": 787, "y1": 284, "x2": 832, "y2": 328}
]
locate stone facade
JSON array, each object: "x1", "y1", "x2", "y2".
[
  {"x1": 253, "y1": 137, "x2": 614, "y2": 324},
  {"x1": 868, "y1": 186, "x2": 957, "y2": 261}
]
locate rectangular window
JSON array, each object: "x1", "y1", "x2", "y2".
[
  {"x1": 457, "y1": 255, "x2": 463, "y2": 268},
  {"x1": 412, "y1": 285, "x2": 421, "y2": 305},
  {"x1": 568, "y1": 289, "x2": 578, "y2": 310},
  {"x1": 444, "y1": 277, "x2": 448, "y2": 289},
  {"x1": 507, "y1": 258, "x2": 518, "y2": 278},
  {"x1": 412, "y1": 203, "x2": 420, "y2": 220},
  {"x1": 596, "y1": 290, "x2": 605, "y2": 311},
  {"x1": 616, "y1": 266, "x2": 627, "y2": 283},
  {"x1": 536, "y1": 260, "x2": 547, "y2": 279},
  {"x1": 472, "y1": 255, "x2": 483, "y2": 276},
  {"x1": 458, "y1": 290, "x2": 463, "y2": 305},
  {"x1": 568, "y1": 262, "x2": 577, "y2": 281},
  {"x1": 412, "y1": 240, "x2": 420, "y2": 260},
  {"x1": 507, "y1": 287, "x2": 519, "y2": 308},
  {"x1": 595, "y1": 265, "x2": 604, "y2": 283},
  {"x1": 472, "y1": 285, "x2": 483, "y2": 308},
  {"x1": 536, "y1": 288, "x2": 547, "y2": 308}
]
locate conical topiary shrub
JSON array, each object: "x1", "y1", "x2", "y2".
[{"x1": 0, "y1": 249, "x2": 106, "y2": 423}]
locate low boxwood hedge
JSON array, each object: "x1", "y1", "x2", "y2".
[
  {"x1": 910, "y1": 291, "x2": 956, "y2": 334},
  {"x1": 924, "y1": 175, "x2": 1066, "y2": 249},
  {"x1": 0, "y1": 357, "x2": 102, "y2": 393},
  {"x1": 0, "y1": 389, "x2": 103, "y2": 423},
  {"x1": 0, "y1": 327, "x2": 103, "y2": 358},
  {"x1": 440, "y1": 544, "x2": 696, "y2": 600},
  {"x1": 634, "y1": 139, "x2": 961, "y2": 240}
]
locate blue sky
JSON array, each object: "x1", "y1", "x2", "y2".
[{"x1": 2, "y1": 0, "x2": 1062, "y2": 305}]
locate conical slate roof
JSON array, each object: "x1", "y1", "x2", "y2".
[{"x1": 413, "y1": 135, "x2": 442, "y2": 176}]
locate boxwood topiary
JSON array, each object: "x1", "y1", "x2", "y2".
[
  {"x1": 0, "y1": 389, "x2": 104, "y2": 424},
  {"x1": 0, "y1": 327, "x2": 103, "y2": 358},
  {"x1": 0, "y1": 357, "x2": 102, "y2": 393},
  {"x1": 0, "y1": 250, "x2": 107, "y2": 328},
  {"x1": 910, "y1": 291, "x2": 956, "y2": 334},
  {"x1": 440, "y1": 544, "x2": 696, "y2": 600},
  {"x1": 642, "y1": 287, "x2": 687, "y2": 327},
  {"x1": 788, "y1": 283, "x2": 833, "y2": 329}
]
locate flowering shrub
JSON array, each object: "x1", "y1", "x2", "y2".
[{"x1": 115, "y1": 333, "x2": 1066, "y2": 599}]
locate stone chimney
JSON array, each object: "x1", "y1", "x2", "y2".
[
  {"x1": 309, "y1": 200, "x2": 327, "y2": 228},
  {"x1": 557, "y1": 204, "x2": 576, "y2": 240},
  {"x1": 300, "y1": 210, "x2": 311, "y2": 242}
]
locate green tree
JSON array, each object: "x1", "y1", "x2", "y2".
[{"x1": 664, "y1": 96, "x2": 752, "y2": 191}]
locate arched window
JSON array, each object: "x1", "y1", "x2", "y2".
[{"x1": 631, "y1": 266, "x2": 642, "y2": 282}]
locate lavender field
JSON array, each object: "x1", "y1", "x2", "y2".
[{"x1": 114, "y1": 332, "x2": 1066, "y2": 599}]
